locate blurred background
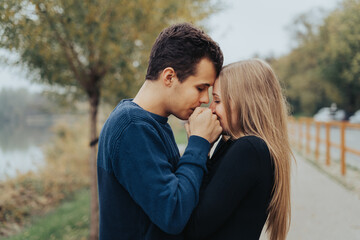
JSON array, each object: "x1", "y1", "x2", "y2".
[{"x1": 0, "y1": 0, "x2": 359, "y2": 239}]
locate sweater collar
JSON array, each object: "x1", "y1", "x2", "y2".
[{"x1": 125, "y1": 99, "x2": 168, "y2": 124}]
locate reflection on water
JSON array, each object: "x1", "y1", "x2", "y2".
[
  {"x1": 0, "y1": 146, "x2": 44, "y2": 181},
  {"x1": 0, "y1": 120, "x2": 52, "y2": 181}
]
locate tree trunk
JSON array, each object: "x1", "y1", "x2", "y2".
[{"x1": 89, "y1": 95, "x2": 99, "y2": 240}]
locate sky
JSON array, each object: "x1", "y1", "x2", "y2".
[
  {"x1": 208, "y1": 0, "x2": 341, "y2": 64},
  {"x1": 0, "y1": 0, "x2": 341, "y2": 91}
]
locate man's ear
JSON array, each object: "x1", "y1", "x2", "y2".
[{"x1": 161, "y1": 67, "x2": 177, "y2": 87}]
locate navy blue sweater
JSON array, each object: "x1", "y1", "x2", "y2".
[{"x1": 97, "y1": 99, "x2": 210, "y2": 240}]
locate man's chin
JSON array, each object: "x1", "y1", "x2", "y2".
[
  {"x1": 173, "y1": 113, "x2": 190, "y2": 121},
  {"x1": 173, "y1": 108, "x2": 196, "y2": 120}
]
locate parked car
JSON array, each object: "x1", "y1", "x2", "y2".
[
  {"x1": 349, "y1": 110, "x2": 360, "y2": 123},
  {"x1": 313, "y1": 107, "x2": 333, "y2": 122},
  {"x1": 313, "y1": 107, "x2": 346, "y2": 122},
  {"x1": 334, "y1": 109, "x2": 346, "y2": 121}
]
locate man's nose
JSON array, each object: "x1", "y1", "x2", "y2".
[{"x1": 200, "y1": 91, "x2": 209, "y2": 104}]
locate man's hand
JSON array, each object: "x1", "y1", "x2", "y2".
[{"x1": 188, "y1": 107, "x2": 222, "y2": 144}]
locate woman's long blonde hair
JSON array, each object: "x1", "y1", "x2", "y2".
[{"x1": 219, "y1": 59, "x2": 293, "y2": 240}]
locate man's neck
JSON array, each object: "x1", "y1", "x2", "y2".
[{"x1": 133, "y1": 80, "x2": 169, "y2": 117}]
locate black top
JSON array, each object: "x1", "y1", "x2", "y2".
[{"x1": 184, "y1": 136, "x2": 274, "y2": 240}]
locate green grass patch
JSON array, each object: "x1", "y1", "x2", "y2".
[
  {"x1": 168, "y1": 116, "x2": 188, "y2": 145},
  {"x1": 174, "y1": 127, "x2": 188, "y2": 145},
  {"x1": 4, "y1": 189, "x2": 90, "y2": 240}
]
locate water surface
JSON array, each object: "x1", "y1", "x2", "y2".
[{"x1": 0, "y1": 121, "x2": 52, "y2": 181}]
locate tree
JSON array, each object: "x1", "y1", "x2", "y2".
[
  {"x1": 0, "y1": 0, "x2": 220, "y2": 239},
  {"x1": 271, "y1": 10, "x2": 341, "y2": 115},
  {"x1": 318, "y1": 0, "x2": 360, "y2": 115},
  {"x1": 272, "y1": 0, "x2": 360, "y2": 116}
]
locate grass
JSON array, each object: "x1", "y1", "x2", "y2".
[
  {"x1": 4, "y1": 189, "x2": 90, "y2": 240},
  {"x1": 174, "y1": 128, "x2": 188, "y2": 145},
  {"x1": 0, "y1": 120, "x2": 90, "y2": 238},
  {"x1": 168, "y1": 116, "x2": 188, "y2": 145},
  {"x1": 1, "y1": 119, "x2": 188, "y2": 240}
]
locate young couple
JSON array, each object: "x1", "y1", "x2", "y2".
[{"x1": 97, "y1": 23, "x2": 292, "y2": 240}]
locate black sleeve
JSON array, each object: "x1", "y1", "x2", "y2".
[{"x1": 184, "y1": 138, "x2": 261, "y2": 239}]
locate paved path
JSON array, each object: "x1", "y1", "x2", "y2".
[{"x1": 261, "y1": 152, "x2": 360, "y2": 240}]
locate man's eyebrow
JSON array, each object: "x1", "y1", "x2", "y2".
[{"x1": 198, "y1": 83, "x2": 211, "y2": 87}]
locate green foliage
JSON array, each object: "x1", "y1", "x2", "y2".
[
  {"x1": 272, "y1": 48, "x2": 340, "y2": 115},
  {"x1": 318, "y1": 0, "x2": 360, "y2": 113},
  {"x1": 271, "y1": 0, "x2": 360, "y2": 116},
  {"x1": 4, "y1": 189, "x2": 90, "y2": 240},
  {"x1": 0, "y1": 0, "x2": 220, "y2": 105}
]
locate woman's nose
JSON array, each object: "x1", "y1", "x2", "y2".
[{"x1": 209, "y1": 101, "x2": 216, "y2": 114}]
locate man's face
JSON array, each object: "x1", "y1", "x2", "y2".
[{"x1": 169, "y1": 58, "x2": 217, "y2": 120}]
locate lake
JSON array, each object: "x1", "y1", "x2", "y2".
[{"x1": 0, "y1": 121, "x2": 52, "y2": 181}]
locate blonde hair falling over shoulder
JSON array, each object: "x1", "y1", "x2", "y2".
[{"x1": 219, "y1": 59, "x2": 293, "y2": 240}]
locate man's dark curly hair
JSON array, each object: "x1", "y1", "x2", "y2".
[{"x1": 145, "y1": 23, "x2": 223, "y2": 82}]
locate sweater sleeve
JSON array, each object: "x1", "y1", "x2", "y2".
[
  {"x1": 184, "y1": 138, "x2": 261, "y2": 239},
  {"x1": 111, "y1": 122, "x2": 210, "y2": 235}
]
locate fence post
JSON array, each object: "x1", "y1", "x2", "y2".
[
  {"x1": 326, "y1": 123, "x2": 331, "y2": 166},
  {"x1": 340, "y1": 122, "x2": 346, "y2": 175},
  {"x1": 306, "y1": 119, "x2": 310, "y2": 155},
  {"x1": 315, "y1": 122, "x2": 320, "y2": 161}
]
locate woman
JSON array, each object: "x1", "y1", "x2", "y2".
[{"x1": 184, "y1": 59, "x2": 293, "y2": 240}]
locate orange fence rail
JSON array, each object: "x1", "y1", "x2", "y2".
[{"x1": 288, "y1": 117, "x2": 360, "y2": 175}]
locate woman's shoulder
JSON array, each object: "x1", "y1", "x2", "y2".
[
  {"x1": 233, "y1": 135, "x2": 267, "y2": 148},
  {"x1": 232, "y1": 135, "x2": 270, "y2": 158}
]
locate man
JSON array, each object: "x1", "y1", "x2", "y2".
[{"x1": 97, "y1": 22, "x2": 223, "y2": 239}]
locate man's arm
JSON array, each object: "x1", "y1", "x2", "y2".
[{"x1": 111, "y1": 122, "x2": 210, "y2": 234}]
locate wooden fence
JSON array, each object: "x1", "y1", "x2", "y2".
[{"x1": 288, "y1": 117, "x2": 360, "y2": 175}]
